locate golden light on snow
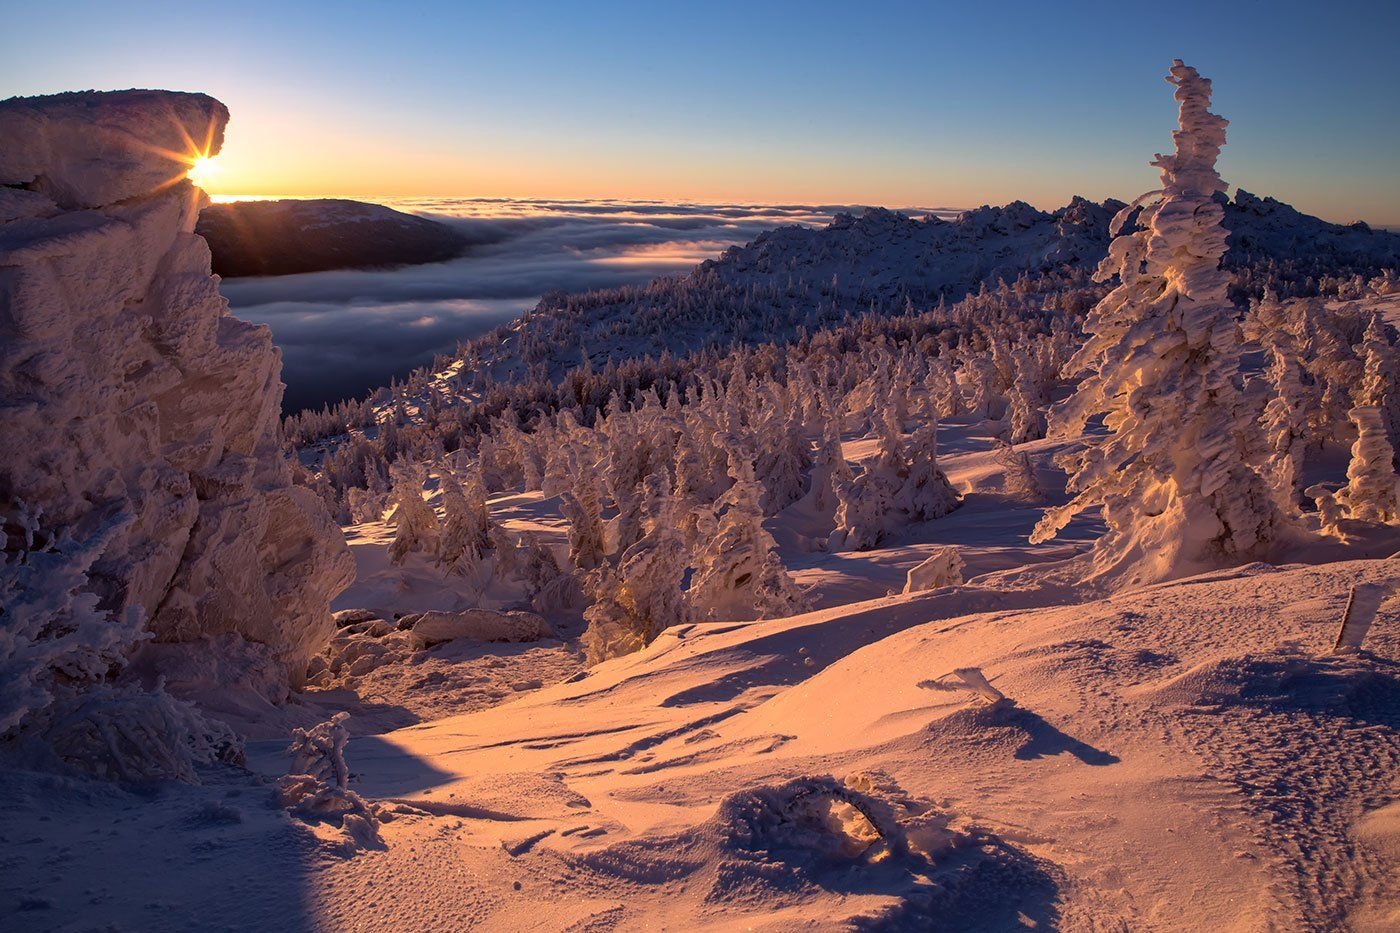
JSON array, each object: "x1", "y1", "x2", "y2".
[{"x1": 185, "y1": 154, "x2": 219, "y2": 188}]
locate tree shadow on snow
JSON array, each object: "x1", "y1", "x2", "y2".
[
  {"x1": 340, "y1": 734, "x2": 460, "y2": 798},
  {"x1": 1006, "y1": 708, "x2": 1120, "y2": 766}
]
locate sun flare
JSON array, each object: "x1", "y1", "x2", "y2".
[{"x1": 186, "y1": 154, "x2": 219, "y2": 188}]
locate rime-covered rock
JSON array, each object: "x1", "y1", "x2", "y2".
[
  {"x1": 0, "y1": 90, "x2": 228, "y2": 209},
  {"x1": 0, "y1": 90, "x2": 353, "y2": 745},
  {"x1": 411, "y1": 608, "x2": 553, "y2": 645}
]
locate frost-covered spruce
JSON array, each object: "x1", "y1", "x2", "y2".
[
  {"x1": 1032, "y1": 61, "x2": 1283, "y2": 583},
  {"x1": 689, "y1": 440, "x2": 808, "y2": 621},
  {"x1": 1006, "y1": 349, "x2": 1048, "y2": 443},
  {"x1": 386, "y1": 462, "x2": 440, "y2": 565},
  {"x1": 582, "y1": 472, "x2": 691, "y2": 663},
  {"x1": 994, "y1": 441, "x2": 1043, "y2": 500},
  {"x1": 804, "y1": 392, "x2": 854, "y2": 517},
  {"x1": 1296, "y1": 298, "x2": 1363, "y2": 445},
  {"x1": 757, "y1": 406, "x2": 811, "y2": 515},
  {"x1": 1336, "y1": 405, "x2": 1400, "y2": 524},
  {"x1": 832, "y1": 405, "x2": 960, "y2": 550},
  {"x1": 896, "y1": 420, "x2": 962, "y2": 521},
  {"x1": 560, "y1": 449, "x2": 607, "y2": 571},
  {"x1": 1259, "y1": 338, "x2": 1312, "y2": 514},
  {"x1": 1336, "y1": 324, "x2": 1400, "y2": 523},
  {"x1": 436, "y1": 462, "x2": 493, "y2": 579},
  {"x1": 831, "y1": 407, "x2": 906, "y2": 550},
  {"x1": 926, "y1": 357, "x2": 966, "y2": 419},
  {"x1": 1355, "y1": 313, "x2": 1400, "y2": 468}
]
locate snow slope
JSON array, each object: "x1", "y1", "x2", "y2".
[{"x1": 5, "y1": 555, "x2": 1397, "y2": 930}]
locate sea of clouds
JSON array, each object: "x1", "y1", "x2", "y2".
[{"x1": 217, "y1": 198, "x2": 948, "y2": 413}]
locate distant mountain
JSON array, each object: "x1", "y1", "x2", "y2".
[
  {"x1": 442, "y1": 191, "x2": 1400, "y2": 386},
  {"x1": 198, "y1": 198, "x2": 466, "y2": 277}
]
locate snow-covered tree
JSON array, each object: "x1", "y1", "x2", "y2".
[
  {"x1": 1032, "y1": 61, "x2": 1284, "y2": 584},
  {"x1": 896, "y1": 420, "x2": 962, "y2": 521},
  {"x1": 994, "y1": 440, "x2": 1043, "y2": 501},
  {"x1": 1259, "y1": 337, "x2": 1313, "y2": 514},
  {"x1": 1336, "y1": 405, "x2": 1400, "y2": 523},
  {"x1": 387, "y1": 463, "x2": 439, "y2": 565},
  {"x1": 803, "y1": 392, "x2": 854, "y2": 518},
  {"x1": 831, "y1": 407, "x2": 960, "y2": 550},
  {"x1": 436, "y1": 462, "x2": 493, "y2": 579},
  {"x1": 756, "y1": 407, "x2": 811, "y2": 515},
  {"x1": 690, "y1": 440, "x2": 809, "y2": 621},
  {"x1": 560, "y1": 449, "x2": 607, "y2": 571},
  {"x1": 1336, "y1": 325, "x2": 1400, "y2": 523},
  {"x1": 1005, "y1": 349, "x2": 1047, "y2": 443},
  {"x1": 582, "y1": 472, "x2": 691, "y2": 663},
  {"x1": 1296, "y1": 299, "x2": 1362, "y2": 445},
  {"x1": 1355, "y1": 313, "x2": 1400, "y2": 467}
]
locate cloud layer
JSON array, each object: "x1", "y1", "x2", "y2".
[{"x1": 218, "y1": 198, "x2": 947, "y2": 413}]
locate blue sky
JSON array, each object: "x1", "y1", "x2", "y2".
[{"x1": 3, "y1": 0, "x2": 1397, "y2": 222}]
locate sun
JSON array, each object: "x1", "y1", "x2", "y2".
[{"x1": 186, "y1": 154, "x2": 219, "y2": 188}]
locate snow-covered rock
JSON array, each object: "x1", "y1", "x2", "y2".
[
  {"x1": 411, "y1": 608, "x2": 553, "y2": 645},
  {"x1": 0, "y1": 90, "x2": 353, "y2": 746},
  {"x1": 902, "y1": 547, "x2": 963, "y2": 594},
  {"x1": 0, "y1": 89, "x2": 227, "y2": 209}
]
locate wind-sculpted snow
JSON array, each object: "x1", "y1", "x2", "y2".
[{"x1": 0, "y1": 91, "x2": 353, "y2": 772}]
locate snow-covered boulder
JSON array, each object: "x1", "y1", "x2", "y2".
[
  {"x1": 0, "y1": 91, "x2": 354, "y2": 746},
  {"x1": 412, "y1": 608, "x2": 553, "y2": 645},
  {"x1": 0, "y1": 90, "x2": 228, "y2": 209},
  {"x1": 902, "y1": 547, "x2": 964, "y2": 594}
]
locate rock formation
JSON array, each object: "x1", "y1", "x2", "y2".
[{"x1": 0, "y1": 90, "x2": 354, "y2": 748}]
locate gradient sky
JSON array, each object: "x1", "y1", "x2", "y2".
[{"x1": 4, "y1": 0, "x2": 1398, "y2": 223}]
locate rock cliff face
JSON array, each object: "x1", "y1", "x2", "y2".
[{"x1": 0, "y1": 90, "x2": 353, "y2": 741}]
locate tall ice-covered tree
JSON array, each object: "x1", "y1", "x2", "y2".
[{"x1": 1032, "y1": 61, "x2": 1283, "y2": 584}]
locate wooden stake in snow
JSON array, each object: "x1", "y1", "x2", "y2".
[{"x1": 1333, "y1": 582, "x2": 1389, "y2": 654}]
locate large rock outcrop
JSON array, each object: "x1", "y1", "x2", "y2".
[{"x1": 0, "y1": 90, "x2": 354, "y2": 747}]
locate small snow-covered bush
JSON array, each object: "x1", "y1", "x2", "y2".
[
  {"x1": 278, "y1": 712, "x2": 382, "y2": 849},
  {"x1": 41, "y1": 684, "x2": 244, "y2": 783}
]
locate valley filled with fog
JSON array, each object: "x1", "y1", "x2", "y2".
[{"x1": 222, "y1": 198, "x2": 954, "y2": 411}]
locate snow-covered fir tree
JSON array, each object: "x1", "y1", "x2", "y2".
[
  {"x1": 1032, "y1": 61, "x2": 1285, "y2": 584},
  {"x1": 582, "y1": 472, "x2": 691, "y2": 662},
  {"x1": 436, "y1": 461, "x2": 493, "y2": 580},
  {"x1": 387, "y1": 462, "x2": 440, "y2": 565},
  {"x1": 689, "y1": 439, "x2": 809, "y2": 621}
]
